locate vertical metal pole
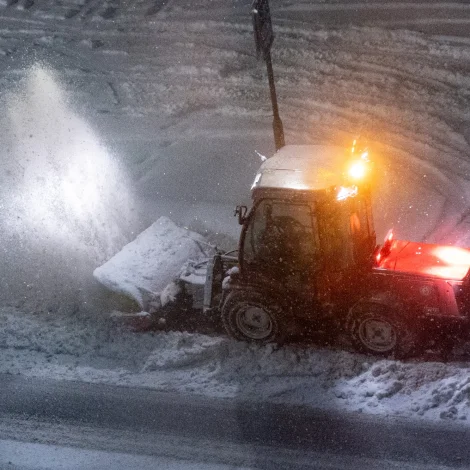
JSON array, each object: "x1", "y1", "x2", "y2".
[{"x1": 265, "y1": 51, "x2": 285, "y2": 151}]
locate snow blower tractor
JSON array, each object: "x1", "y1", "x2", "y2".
[{"x1": 202, "y1": 144, "x2": 470, "y2": 358}]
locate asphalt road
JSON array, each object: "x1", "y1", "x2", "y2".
[{"x1": 0, "y1": 374, "x2": 469, "y2": 469}]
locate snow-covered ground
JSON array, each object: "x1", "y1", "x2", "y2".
[
  {"x1": 0, "y1": 438, "x2": 248, "y2": 470},
  {"x1": 2, "y1": 305, "x2": 470, "y2": 423},
  {"x1": 1, "y1": 0, "x2": 470, "y2": 427}
]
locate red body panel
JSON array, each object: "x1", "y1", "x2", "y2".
[{"x1": 377, "y1": 240, "x2": 470, "y2": 281}]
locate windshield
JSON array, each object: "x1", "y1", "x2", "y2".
[
  {"x1": 243, "y1": 199, "x2": 318, "y2": 262},
  {"x1": 1, "y1": 1, "x2": 470, "y2": 469}
]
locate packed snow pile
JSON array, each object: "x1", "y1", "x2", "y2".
[
  {"x1": 93, "y1": 217, "x2": 211, "y2": 308},
  {"x1": 2, "y1": 306, "x2": 470, "y2": 423}
]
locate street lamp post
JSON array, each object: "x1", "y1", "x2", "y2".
[{"x1": 252, "y1": 0, "x2": 285, "y2": 151}]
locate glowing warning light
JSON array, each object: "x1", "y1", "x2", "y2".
[
  {"x1": 351, "y1": 139, "x2": 357, "y2": 154},
  {"x1": 337, "y1": 185, "x2": 358, "y2": 201},
  {"x1": 348, "y1": 160, "x2": 367, "y2": 180},
  {"x1": 351, "y1": 136, "x2": 369, "y2": 157}
]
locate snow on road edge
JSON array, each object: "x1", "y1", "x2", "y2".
[{"x1": 1, "y1": 307, "x2": 470, "y2": 424}]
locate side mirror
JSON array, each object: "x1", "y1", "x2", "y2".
[{"x1": 234, "y1": 205, "x2": 247, "y2": 225}]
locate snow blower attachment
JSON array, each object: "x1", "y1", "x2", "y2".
[
  {"x1": 93, "y1": 216, "x2": 214, "y2": 313},
  {"x1": 95, "y1": 144, "x2": 470, "y2": 358}
]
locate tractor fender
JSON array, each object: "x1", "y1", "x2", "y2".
[
  {"x1": 348, "y1": 292, "x2": 409, "y2": 327},
  {"x1": 356, "y1": 290, "x2": 402, "y2": 309},
  {"x1": 349, "y1": 286, "x2": 407, "y2": 314},
  {"x1": 348, "y1": 287, "x2": 423, "y2": 332},
  {"x1": 365, "y1": 271, "x2": 448, "y2": 319}
]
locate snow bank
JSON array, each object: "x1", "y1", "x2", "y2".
[
  {"x1": 93, "y1": 217, "x2": 211, "y2": 307},
  {"x1": 2, "y1": 307, "x2": 470, "y2": 424}
]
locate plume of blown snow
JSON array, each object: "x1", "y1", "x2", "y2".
[{"x1": 0, "y1": 65, "x2": 137, "y2": 310}]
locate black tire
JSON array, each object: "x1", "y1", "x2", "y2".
[
  {"x1": 221, "y1": 290, "x2": 283, "y2": 344},
  {"x1": 347, "y1": 302, "x2": 421, "y2": 359}
]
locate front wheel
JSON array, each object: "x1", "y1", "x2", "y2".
[
  {"x1": 221, "y1": 290, "x2": 283, "y2": 344},
  {"x1": 347, "y1": 302, "x2": 421, "y2": 359}
]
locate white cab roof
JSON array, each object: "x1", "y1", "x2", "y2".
[{"x1": 253, "y1": 145, "x2": 349, "y2": 191}]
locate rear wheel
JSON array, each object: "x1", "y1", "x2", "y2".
[
  {"x1": 347, "y1": 302, "x2": 420, "y2": 359},
  {"x1": 221, "y1": 290, "x2": 283, "y2": 344}
]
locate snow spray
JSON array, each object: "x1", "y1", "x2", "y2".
[{"x1": 0, "y1": 65, "x2": 136, "y2": 310}]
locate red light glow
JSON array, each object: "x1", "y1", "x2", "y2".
[
  {"x1": 377, "y1": 240, "x2": 470, "y2": 280},
  {"x1": 425, "y1": 246, "x2": 470, "y2": 279}
]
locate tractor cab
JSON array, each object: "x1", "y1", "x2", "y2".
[{"x1": 237, "y1": 145, "x2": 376, "y2": 294}]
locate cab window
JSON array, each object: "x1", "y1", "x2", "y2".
[{"x1": 243, "y1": 199, "x2": 318, "y2": 274}]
